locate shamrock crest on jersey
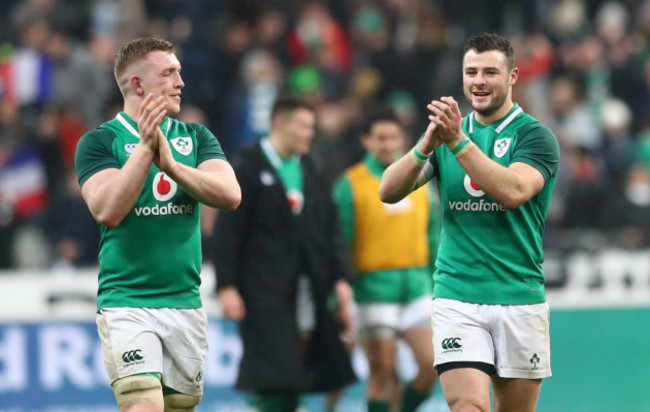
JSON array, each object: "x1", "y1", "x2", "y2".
[
  {"x1": 494, "y1": 137, "x2": 512, "y2": 158},
  {"x1": 124, "y1": 143, "x2": 138, "y2": 155},
  {"x1": 171, "y1": 136, "x2": 193, "y2": 156}
]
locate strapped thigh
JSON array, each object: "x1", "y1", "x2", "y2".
[
  {"x1": 164, "y1": 393, "x2": 202, "y2": 412},
  {"x1": 113, "y1": 375, "x2": 163, "y2": 407}
]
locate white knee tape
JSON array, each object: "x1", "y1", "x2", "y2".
[{"x1": 113, "y1": 375, "x2": 163, "y2": 407}]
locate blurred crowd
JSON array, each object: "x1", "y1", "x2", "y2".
[{"x1": 2, "y1": 0, "x2": 650, "y2": 285}]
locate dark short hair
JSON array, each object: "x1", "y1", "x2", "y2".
[
  {"x1": 362, "y1": 107, "x2": 401, "y2": 135},
  {"x1": 270, "y1": 95, "x2": 315, "y2": 121},
  {"x1": 463, "y1": 33, "x2": 514, "y2": 70},
  {"x1": 114, "y1": 37, "x2": 175, "y2": 82}
]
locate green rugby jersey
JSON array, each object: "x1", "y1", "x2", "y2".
[
  {"x1": 425, "y1": 104, "x2": 560, "y2": 304},
  {"x1": 74, "y1": 112, "x2": 226, "y2": 310}
]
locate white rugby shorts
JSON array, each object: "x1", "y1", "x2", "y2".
[
  {"x1": 355, "y1": 295, "x2": 432, "y2": 338},
  {"x1": 431, "y1": 298, "x2": 551, "y2": 379},
  {"x1": 96, "y1": 307, "x2": 208, "y2": 395}
]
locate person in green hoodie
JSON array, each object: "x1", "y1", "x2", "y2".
[{"x1": 333, "y1": 108, "x2": 441, "y2": 412}]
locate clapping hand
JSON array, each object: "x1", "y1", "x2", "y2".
[
  {"x1": 153, "y1": 128, "x2": 175, "y2": 173},
  {"x1": 418, "y1": 121, "x2": 441, "y2": 156},
  {"x1": 427, "y1": 96, "x2": 464, "y2": 145},
  {"x1": 137, "y1": 94, "x2": 167, "y2": 152}
]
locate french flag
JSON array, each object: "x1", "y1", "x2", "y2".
[
  {"x1": 0, "y1": 145, "x2": 48, "y2": 219},
  {"x1": 12, "y1": 48, "x2": 52, "y2": 106}
]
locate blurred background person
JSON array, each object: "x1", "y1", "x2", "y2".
[
  {"x1": 212, "y1": 95, "x2": 356, "y2": 412},
  {"x1": 333, "y1": 107, "x2": 440, "y2": 412},
  {"x1": 42, "y1": 167, "x2": 99, "y2": 270}
]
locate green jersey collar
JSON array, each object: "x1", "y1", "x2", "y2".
[
  {"x1": 115, "y1": 112, "x2": 172, "y2": 140},
  {"x1": 364, "y1": 153, "x2": 389, "y2": 178},
  {"x1": 260, "y1": 137, "x2": 301, "y2": 170},
  {"x1": 468, "y1": 103, "x2": 523, "y2": 134}
]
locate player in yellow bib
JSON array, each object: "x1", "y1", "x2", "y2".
[{"x1": 333, "y1": 109, "x2": 441, "y2": 412}]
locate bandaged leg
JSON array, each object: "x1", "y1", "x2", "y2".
[
  {"x1": 164, "y1": 393, "x2": 202, "y2": 412},
  {"x1": 113, "y1": 375, "x2": 164, "y2": 407}
]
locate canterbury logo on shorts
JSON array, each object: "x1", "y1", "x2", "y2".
[
  {"x1": 122, "y1": 349, "x2": 144, "y2": 363},
  {"x1": 441, "y1": 337, "x2": 462, "y2": 350}
]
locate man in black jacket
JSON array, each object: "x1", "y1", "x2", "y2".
[{"x1": 213, "y1": 95, "x2": 356, "y2": 411}]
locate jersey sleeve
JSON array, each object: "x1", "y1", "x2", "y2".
[
  {"x1": 191, "y1": 122, "x2": 227, "y2": 164},
  {"x1": 74, "y1": 128, "x2": 120, "y2": 187},
  {"x1": 511, "y1": 122, "x2": 560, "y2": 183},
  {"x1": 332, "y1": 176, "x2": 355, "y2": 248}
]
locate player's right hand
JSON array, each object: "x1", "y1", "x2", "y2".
[
  {"x1": 137, "y1": 93, "x2": 167, "y2": 152},
  {"x1": 419, "y1": 120, "x2": 441, "y2": 155},
  {"x1": 427, "y1": 96, "x2": 463, "y2": 144},
  {"x1": 218, "y1": 286, "x2": 246, "y2": 320}
]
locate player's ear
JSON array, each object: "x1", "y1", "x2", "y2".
[
  {"x1": 510, "y1": 66, "x2": 519, "y2": 86},
  {"x1": 130, "y1": 76, "x2": 144, "y2": 95}
]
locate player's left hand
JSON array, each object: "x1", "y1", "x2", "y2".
[
  {"x1": 334, "y1": 280, "x2": 355, "y2": 339},
  {"x1": 153, "y1": 128, "x2": 176, "y2": 173},
  {"x1": 427, "y1": 96, "x2": 464, "y2": 144},
  {"x1": 337, "y1": 304, "x2": 355, "y2": 347}
]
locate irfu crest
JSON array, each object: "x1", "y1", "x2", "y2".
[
  {"x1": 171, "y1": 137, "x2": 193, "y2": 156},
  {"x1": 494, "y1": 137, "x2": 512, "y2": 158}
]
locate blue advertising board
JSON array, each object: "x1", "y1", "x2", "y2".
[
  {"x1": 0, "y1": 318, "x2": 449, "y2": 412},
  {"x1": 0, "y1": 319, "x2": 247, "y2": 411},
  {"x1": 5, "y1": 307, "x2": 648, "y2": 411}
]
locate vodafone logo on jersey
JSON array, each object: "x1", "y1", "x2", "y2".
[
  {"x1": 153, "y1": 172, "x2": 178, "y2": 201},
  {"x1": 134, "y1": 172, "x2": 193, "y2": 217},
  {"x1": 463, "y1": 174, "x2": 485, "y2": 197},
  {"x1": 449, "y1": 174, "x2": 506, "y2": 212}
]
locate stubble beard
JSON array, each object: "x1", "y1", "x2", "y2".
[
  {"x1": 465, "y1": 77, "x2": 511, "y2": 119},
  {"x1": 466, "y1": 90, "x2": 508, "y2": 119}
]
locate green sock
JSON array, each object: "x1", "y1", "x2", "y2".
[
  {"x1": 367, "y1": 400, "x2": 391, "y2": 412},
  {"x1": 400, "y1": 383, "x2": 430, "y2": 412}
]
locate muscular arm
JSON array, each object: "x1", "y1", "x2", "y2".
[
  {"x1": 379, "y1": 150, "x2": 429, "y2": 203},
  {"x1": 379, "y1": 122, "x2": 440, "y2": 203},
  {"x1": 455, "y1": 147, "x2": 545, "y2": 208},
  {"x1": 80, "y1": 144, "x2": 156, "y2": 228},
  {"x1": 162, "y1": 155, "x2": 241, "y2": 210},
  {"x1": 428, "y1": 96, "x2": 546, "y2": 209},
  {"x1": 155, "y1": 128, "x2": 241, "y2": 210},
  {"x1": 79, "y1": 94, "x2": 166, "y2": 227}
]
